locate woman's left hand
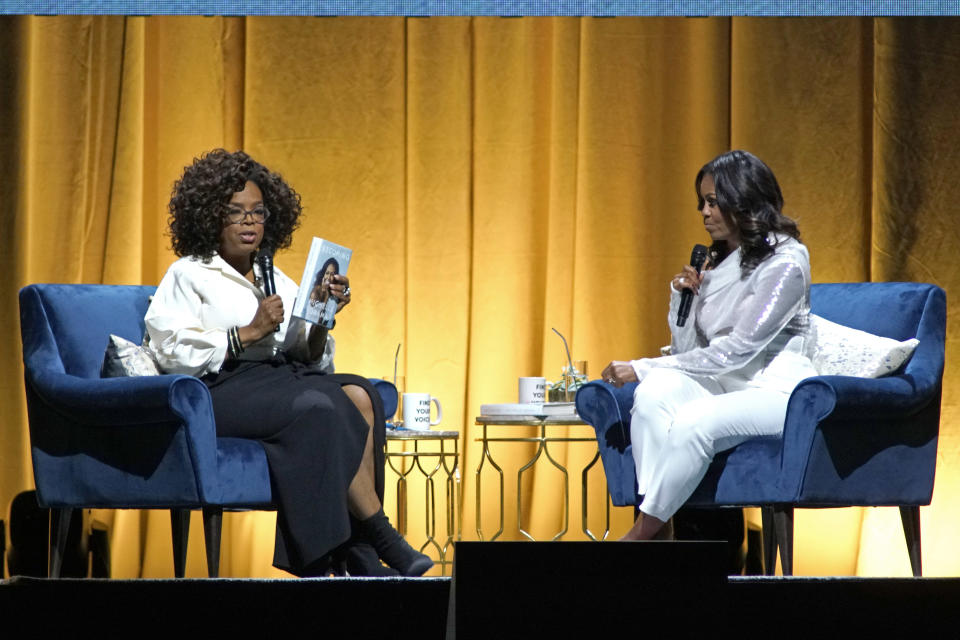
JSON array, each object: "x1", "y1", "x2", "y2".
[
  {"x1": 331, "y1": 274, "x2": 352, "y2": 312},
  {"x1": 601, "y1": 361, "x2": 639, "y2": 388}
]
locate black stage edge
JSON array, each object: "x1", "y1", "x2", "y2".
[
  {"x1": 4, "y1": 542, "x2": 960, "y2": 638},
  {"x1": 450, "y1": 542, "x2": 960, "y2": 637},
  {"x1": 0, "y1": 576, "x2": 451, "y2": 635},
  {"x1": 451, "y1": 541, "x2": 729, "y2": 637}
]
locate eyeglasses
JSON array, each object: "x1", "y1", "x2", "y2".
[{"x1": 223, "y1": 205, "x2": 271, "y2": 225}]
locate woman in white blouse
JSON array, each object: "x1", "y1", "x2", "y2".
[
  {"x1": 601, "y1": 150, "x2": 816, "y2": 541},
  {"x1": 145, "y1": 149, "x2": 432, "y2": 577}
]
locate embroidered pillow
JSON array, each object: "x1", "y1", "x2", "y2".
[
  {"x1": 810, "y1": 314, "x2": 919, "y2": 378},
  {"x1": 101, "y1": 334, "x2": 161, "y2": 377}
]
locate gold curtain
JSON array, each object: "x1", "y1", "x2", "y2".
[{"x1": 2, "y1": 16, "x2": 958, "y2": 577}]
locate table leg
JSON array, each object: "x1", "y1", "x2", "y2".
[
  {"x1": 582, "y1": 448, "x2": 611, "y2": 541},
  {"x1": 475, "y1": 424, "x2": 504, "y2": 541},
  {"x1": 413, "y1": 439, "x2": 441, "y2": 558},
  {"x1": 540, "y1": 425, "x2": 570, "y2": 541},
  {"x1": 516, "y1": 428, "x2": 548, "y2": 541},
  {"x1": 385, "y1": 444, "x2": 412, "y2": 536},
  {"x1": 441, "y1": 439, "x2": 461, "y2": 574}
]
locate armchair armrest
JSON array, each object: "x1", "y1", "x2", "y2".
[
  {"x1": 27, "y1": 370, "x2": 211, "y2": 427},
  {"x1": 575, "y1": 380, "x2": 639, "y2": 506},
  {"x1": 369, "y1": 378, "x2": 398, "y2": 420},
  {"x1": 575, "y1": 381, "x2": 636, "y2": 428},
  {"x1": 777, "y1": 372, "x2": 940, "y2": 500},
  {"x1": 798, "y1": 373, "x2": 938, "y2": 422},
  {"x1": 26, "y1": 370, "x2": 223, "y2": 504}
]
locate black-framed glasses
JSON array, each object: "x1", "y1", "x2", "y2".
[{"x1": 223, "y1": 205, "x2": 271, "y2": 225}]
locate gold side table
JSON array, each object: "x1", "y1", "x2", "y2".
[
  {"x1": 384, "y1": 428, "x2": 461, "y2": 575},
  {"x1": 474, "y1": 415, "x2": 611, "y2": 542}
]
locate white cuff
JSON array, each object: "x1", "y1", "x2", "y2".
[{"x1": 629, "y1": 358, "x2": 652, "y2": 382}]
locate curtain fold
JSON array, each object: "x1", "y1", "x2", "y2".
[
  {"x1": 857, "y1": 17, "x2": 960, "y2": 577},
  {"x1": 729, "y1": 16, "x2": 875, "y2": 577},
  {"x1": 2, "y1": 15, "x2": 958, "y2": 577}
]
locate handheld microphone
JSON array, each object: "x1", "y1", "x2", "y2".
[
  {"x1": 676, "y1": 244, "x2": 708, "y2": 327},
  {"x1": 258, "y1": 251, "x2": 276, "y2": 296},
  {"x1": 257, "y1": 250, "x2": 280, "y2": 332}
]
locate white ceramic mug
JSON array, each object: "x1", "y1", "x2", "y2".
[
  {"x1": 518, "y1": 376, "x2": 546, "y2": 403},
  {"x1": 402, "y1": 393, "x2": 443, "y2": 429}
]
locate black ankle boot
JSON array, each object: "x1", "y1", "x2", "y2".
[
  {"x1": 343, "y1": 542, "x2": 401, "y2": 577},
  {"x1": 297, "y1": 552, "x2": 344, "y2": 577},
  {"x1": 358, "y1": 509, "x2": 434, "y2": 577}
]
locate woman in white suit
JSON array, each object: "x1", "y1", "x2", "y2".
[{"x1": 601, "y1": 150, "x2": 817, "y2": 541}]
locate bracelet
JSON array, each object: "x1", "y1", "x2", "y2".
[
  {"x1": 233, "y1": 326, "x2": 245, "y2": 353},
  {"x1": 227, "y1": 326, "x2": 245, "y2": 360},
  {"x1": 227, "y1": 327, "x2": 237, "y2": 360}
]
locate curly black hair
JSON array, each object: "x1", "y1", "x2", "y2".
[
  {"x1": 695, "y1": 149, "x2": 800, "y2": 276},
  {"x1": 168, "y1": 149, "x2": 302, "y2": 259}
]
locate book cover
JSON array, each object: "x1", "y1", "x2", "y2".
[{"x1": 292, "y1": 237, "x2": 353, "y2": 328}]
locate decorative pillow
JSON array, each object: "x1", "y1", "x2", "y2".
[
  {"x1": 810, "y1": 314, "x2": 919, "y2": 378},
  {"x1": 101, "y1": 334, "x2": 161, "y2": 377}
]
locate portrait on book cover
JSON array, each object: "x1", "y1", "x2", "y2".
[{"x1": 306, "y1": 256, "x2": 339, "y2": 326}]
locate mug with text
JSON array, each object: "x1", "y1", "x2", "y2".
[
  {"x1": 518, "y1": 377, "x2": 546, "y2": 403},
  {"x1": 402, "y1": 393, "x2": 443, "y2": 429}
]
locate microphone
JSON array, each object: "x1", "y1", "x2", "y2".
[
  {"x1": 257, "y1": 250, "x2": 280, "y2": 332},
  {"x1": 676, "y1": 244, "x2": 708, "y2": 327},
  {"x1": 258, "y1": 251, "x2": 276, "y2": 297}
]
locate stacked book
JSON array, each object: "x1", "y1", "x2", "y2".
[{"x1": 479, "y1": 402, "x2": 578, "y2": 419}]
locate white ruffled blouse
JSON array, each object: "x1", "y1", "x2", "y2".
[{"x1": 144, "y1": 253, "x2": 334, "y2": 377}]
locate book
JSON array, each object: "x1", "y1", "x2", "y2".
[
  {"x1": 292, "y1": 238, "x2": 353, "y2": 329},
  {"x1": 479, "y1": 402, "x2": 578, "y2": 418}
]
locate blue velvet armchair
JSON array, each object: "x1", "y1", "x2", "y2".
[
  {"x1": 19, "y1": 283, "x2": 398, "y2": 578},
  {"x1": 575, "y1": 282, "x2": 946, "y2": 575}
]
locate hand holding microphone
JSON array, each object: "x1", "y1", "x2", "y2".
[
  {"x1": 675, "y1": 244, "x2": 708, "y2": 327},
  {"x1": 250, "y1": 296, "x2": 284, "y2": 337}
]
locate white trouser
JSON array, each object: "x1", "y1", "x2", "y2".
[{"x1": 629, "y1": 368, "x2": 789, "y2": 522}]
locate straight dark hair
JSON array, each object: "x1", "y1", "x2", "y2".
[{"x1": 696, "y1": 150, "x2": 800, "y2": 275}]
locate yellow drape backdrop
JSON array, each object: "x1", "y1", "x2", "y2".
[{"x1": 2, "y1": 16, "x2": 958, "y2": 577}]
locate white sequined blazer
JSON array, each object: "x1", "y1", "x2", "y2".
[{"x1": 630, "y1": 235, "x2": 817, "y2": 394}]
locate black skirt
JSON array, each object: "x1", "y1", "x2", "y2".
[{"x1": 203, "y1": 357, "x2": 386, "y2": 575}]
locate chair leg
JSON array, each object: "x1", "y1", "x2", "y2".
[
  {"x1": 760, "y1": 506, "x2": 777, "y2": 576},
  {"x1": 202, "y1": 507, "x2": 223, "y2": 578},
  {"x1": 899, "y1": 505, "x2": 922, "y2": 577},
  {"x1": 48, "y1": 507, "x2": 74, "y2": 578},
  {"x1": 773, "y1": 505, "x2": 794, "y2": 576},
  {"x1": 170, "y1": 508, "x2": 190, "y2": 578}
]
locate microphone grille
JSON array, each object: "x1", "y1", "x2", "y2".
[{"x1": 691, "y1": 244, "x2": 708, "y2": 268}]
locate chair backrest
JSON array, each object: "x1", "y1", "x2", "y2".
[
  {"x1": 810, "y1": 282, "x2": 932, "y2": 341},
  {"x1": 810, "y1": 281, "x2": 945, "y2": 383},
  {"x1": 20, "y1": 284, "x2": 156, "y2": 380}
]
